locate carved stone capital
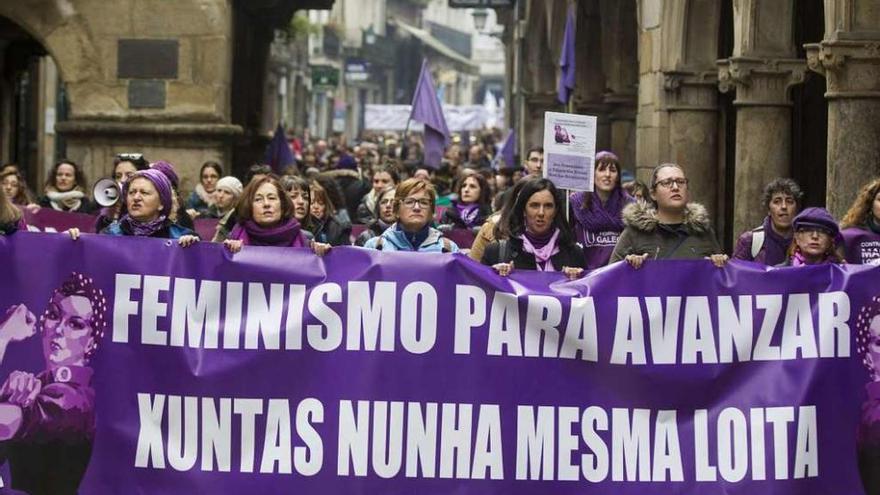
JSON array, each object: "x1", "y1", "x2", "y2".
[
  {"x1": 662, "y1": 71, "x2": 718, "y2": 111},
  {"x1": 716, "y1": 57, "x2": 806, "y2": 106},
  {"x1": 603, "y1": 91, "x2": 637, "y2": 121},
  {"x1": 805, "y1": 41, "x2": 880, "y2": 99}
]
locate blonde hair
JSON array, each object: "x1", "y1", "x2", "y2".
[
  {"x1": 393, "y1": 178, "x2": 436, "y2": 215},
  {"x1": 841, "y1": 178, "x2": 880, "y2": 229},
  {"x1": 0, "y1": 179, "x2": 22, "y2": 225}
]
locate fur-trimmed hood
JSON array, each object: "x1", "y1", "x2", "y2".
[
  {"x1": 320, "y1": 168, "x2": 361, "y2": 181},
  {"x1": 622, "y1": 201, "x2": 712, "y2": 233}
]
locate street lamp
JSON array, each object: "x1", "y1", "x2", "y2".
[
  {"x1": 472, "y1": 9, "x2": 489, "y2": 32},
  {"x1": 364, "y1": 25, "x2": 377, "y2": 45}
]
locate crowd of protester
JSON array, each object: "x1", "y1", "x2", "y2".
[{"x1": 2, "y1": 129, "x2": 879, "y2": 277}]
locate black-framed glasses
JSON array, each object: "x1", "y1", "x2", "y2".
[
  {"x1": 655, "y1": 178, "x2": 689, "y2": 189},
  {"x1": 796, "y1": 226, "x2": 832, "y2": 236},
  {"x1": 401, "y1": 198, "x2": 431, "y2": 209}
]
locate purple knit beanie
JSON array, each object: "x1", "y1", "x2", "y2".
[
  {"x1": 124, "y1": 169, "x2": 174, "y2": 215},
  {"x1": 150, "y1": 160, "x2": 180, "y2": 189}
]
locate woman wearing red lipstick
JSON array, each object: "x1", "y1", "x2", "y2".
[{"x1": 610, "y1": 163, "x2": 727, "y2": 268}]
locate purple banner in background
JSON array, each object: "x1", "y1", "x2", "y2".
[
  {"x1": 22, "y1": 208, "x2": 97, "y2": 233},
  {"x1": 193, "y1": 218, "x2": 219, "y2": 241},
  {"x1": 0, "y1": 232, "x2": 878, "y2": 494}
]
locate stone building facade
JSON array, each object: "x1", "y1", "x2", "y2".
[
  {"x1": 0, "y1": 0, "x2": 332, "y2": 194},
  {"x1": 500, "y1": 0, "x2": 878, "y2": 247}
]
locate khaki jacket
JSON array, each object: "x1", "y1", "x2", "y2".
[{"x1": 609, "y1": 201, "x2": 723, "y2": 262}]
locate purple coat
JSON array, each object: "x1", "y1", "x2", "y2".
[
  {"x1": 842, "y1": 226, "x2": 880, "y2": 265},
  {"x1": 569, "y1": 190, "x2": 633, "y2": 269},
  {"x1": 732, "y1": 216, "x2": 792, "y2": 266}
]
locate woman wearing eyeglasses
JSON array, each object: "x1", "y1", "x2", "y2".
[
  {"x1": 185, "y1": 161, "x2": 223, "y2": 219},
  {"x1": 610, "y1": 163, "x2": 727, "y2": 268},
  {"x1": 777, "y1": 207, "x2": 843, "y2": 266},
  {"x1": 362, "y1": 178, "x2": 459, "y2": 253}
]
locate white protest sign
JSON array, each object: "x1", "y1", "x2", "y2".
[{"x1": 542, "y1": 111, "x2": 597, "y2": 192}]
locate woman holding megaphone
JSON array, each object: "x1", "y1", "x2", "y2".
[
  {"x1": 94, "y1": 153, "x2": 150, "y2": 232},
  {"x1": 69, "y1": 169, "x2": 198, "y2": 246}
]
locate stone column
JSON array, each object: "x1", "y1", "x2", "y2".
[
  {"x1": 604, "y1": 93, "x2": 637, "y2": 175},
  {"x1": 718, "y1": 58, "x2": 806, "y2": 235},
  {"x1": 663, "y1": 71, "x2": 719, "y2": 216},
  {"x1": 806, "y1": 41, "x2": 880, "y2": 217},
  {"x1": 523, "y1": 92, "x2": 560, "y2": 151}
]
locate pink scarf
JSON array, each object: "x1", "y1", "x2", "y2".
[
  {"x1": 791, "y1": 249, "x2": 833, "y2": 267},
  {"x1": 520, "y1": 228, "x2": 560, "y2": 271}
]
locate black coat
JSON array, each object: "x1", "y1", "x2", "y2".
[
  {"x1": 439, "y1": 203, "x2": 492, "y2": 230},
  {"x1": 481, "y1": 236, "x2": 586, "y2": 271},
  {"x1": 38, "y1": 195, "x2": 97, "y2": 214},
  {"x1": 311, "y1": 214, "x2": 352, "y2": 246},
  {"x1": 355, "y1": 221, "x2": 390, "y2": 247}
]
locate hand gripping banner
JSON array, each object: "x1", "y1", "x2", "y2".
[{"x1": 0, "y1": 232, "x2": 878, "y2": 494}]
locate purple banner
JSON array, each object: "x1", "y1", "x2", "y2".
[
  {"x1": 0, "y1": 232, "x2": 878, "y2": 494},
  {"x1": 193, "y1": 218, "x2": 219, "y2": 242},
  {"x1": 22, "y1": 208, "x2": 98, "y2": 233}
]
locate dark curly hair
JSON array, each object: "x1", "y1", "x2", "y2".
[{"x1": 760, "y1": 178, "x2": 804, "y2": 211}]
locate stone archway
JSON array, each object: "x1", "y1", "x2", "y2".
[
  {"x1": 0, "y1": 10, "x2": 87, "y2": 189},
  {"x1": 0, "y1": 2, "x2": 103, "y2": 113}
]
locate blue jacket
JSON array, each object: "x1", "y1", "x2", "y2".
[
  {"x1": 362, "y1": 223, "x2": 459, "y2": 253},
  {"x1": 102, "y1": 221, "x2": 196, "y2": 239}
]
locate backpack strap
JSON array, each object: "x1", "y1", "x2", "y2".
[{"x1": 750, "y1": 227, "x2": 765, "y2": 259}]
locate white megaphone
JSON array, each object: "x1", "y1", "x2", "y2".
[{"x1": 93, "y1": 178, "x2": 121, "y2": 207}]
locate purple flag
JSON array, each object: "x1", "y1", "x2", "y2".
[
  {"x1": 409, "y1": 60, "x2": 450, "y2": 169},
  {"x1": 263, "y1": 123, "x2": 296, "y2": 172},
  {"x1": 494, "y1": 128, "x2": 516, "y2": 169},
  {"x1": 557, "y1": 5, "x2": 576, "y2": 105}
]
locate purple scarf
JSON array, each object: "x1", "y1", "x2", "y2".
[
  {"x1": 455, "y1": 202, "x2": 481, "y2": 228},
  {"x1": 231, "y1": 218, "x2": 305, "y2": 247},
  {"x1": 119, "y1": 214, "x2": 169, "y2": 237},
  {"x1": 520, "y1": 228, "x2": 560, "y2": 271},
  {"x1": 760, "y1": 216, "x2": 793, "y2": 266},
  {"x1": 791, "y1": 249, "x2": 834, "y2": 267},
  {"x1": 569, "y1": 188, "x2": 631, "y2": 233}
]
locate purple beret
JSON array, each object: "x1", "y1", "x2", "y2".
[{"x1": 793, "y1": 207, "x2": 840, "y2": 240}]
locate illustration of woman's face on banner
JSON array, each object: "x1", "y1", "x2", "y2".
[
  {"x1": 41, "y1": 293, "x2": 95, "y2": 368},
  {"x1": 868, "y1": 316, "x2": 880, "y2": 379},
  {"x1": 858, "y1": 297, "x2": 880, "y2": 382}
]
